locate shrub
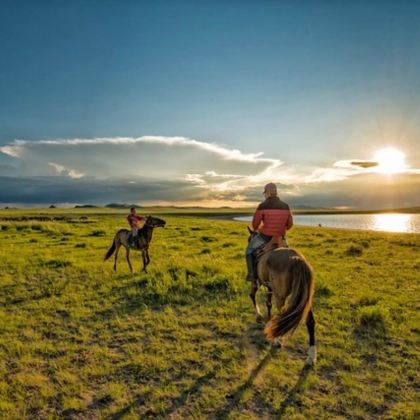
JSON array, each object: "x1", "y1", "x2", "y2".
[
  {"x1": 356, "y1": 306, "x2": 388, "y2": 338},
  {"x1": 201, "y1": 236, "x2": 215, "y2": 243},
  {"x1": 315, "y1": 283, "x2": 333, "y2": 298},
  {"x1": 44, "y1": 259, "x2": 72, "y2": 269},
  {"x1": 168, "y1": 266, "x2": 182, "y2": 281},
  {"x1": 89, "y1": 230, "x2": 106, "y2": 237},
  {"x1": 203, "y1": 275, "x2": 240, "y2": 295},
  {"x1": 358, "y1": 296, "x2": 379, "y2": 306},
  {"x1": 221, "y1": 242, "x2": 234, "y2": 248},
  {"x1": 345, "y1": 245, "x2": 363, "y2": 256}
]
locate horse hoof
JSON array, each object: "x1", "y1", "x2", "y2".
[
  {"x1": 271, "y1": 337, "x2": 283, "y2": 348},
  {"x1": 256, "y1": 314, "x2": 264, "y2": 323},
  {"x1": 305, "y1": 345, "x2": 317, "y2": 366}
]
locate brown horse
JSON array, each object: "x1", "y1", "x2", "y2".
[
  {"x1": 104, "y1": 215, "x2": 166, "y2": 273},
  {"x1": 248, "y1": 228, "x2": 316, "y2": 365}
]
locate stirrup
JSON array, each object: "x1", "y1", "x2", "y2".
[{"x1": 246, "y1": 273, "x2": 257, "y2": 282}]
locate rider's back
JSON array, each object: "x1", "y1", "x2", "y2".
[{"x1": 252, "y1": 197, "x2": 293, "y2": 237}]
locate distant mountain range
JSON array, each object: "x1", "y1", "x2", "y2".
[{"x1": 95, "y1": 204, "x2": 420, "y2": 213}]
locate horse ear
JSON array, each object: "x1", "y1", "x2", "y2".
[{"x1": 247, "y1": 226, "x2": 253, "y2": 234}]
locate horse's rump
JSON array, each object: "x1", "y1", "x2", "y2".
[{"x1": 263, "y1": 250, "x2": 314, "y2": 341}]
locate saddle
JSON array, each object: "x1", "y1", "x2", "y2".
[
  {"x1": 128, "y1": 234, "x2": 148, "y2": 250},
  {"x1": 252, "y1": 237, "x2": 288, "y2": 279}
]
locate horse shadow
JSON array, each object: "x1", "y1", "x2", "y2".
[
  {"x1": 214, "y1": 344, "x2": 278, "y2": 419},
  {"x1": 110, "y1": 370, "x2": 218, "y2": 419},
  {"x1": 214, "y1": 321, "x2": 313, "y2": 419},
  {"x1": 276, "y1": 365, "x2": 312, "y2": 418}
]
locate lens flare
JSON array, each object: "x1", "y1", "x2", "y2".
[{"x1": 374, "y1": 148, "x2": 407, "y2": 174}]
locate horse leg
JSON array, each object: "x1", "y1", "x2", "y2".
[
  {"x1": 125, "y1": 248, "x2": 133, "y2": 273},
  {"x1": 305, "y1": 308, "x2": 317, "y2": 366},
  {"x1": 144, "y1": 250, "x2": 151, "y2": 271},
  {"x1": 114, "y1": 243, "x2": 121, "y2": 271},
  {"x1": 266, "y1": 287, "x2": 273, "y2": 320},
  {"x1": 249, "y1": 281, "x2": 263, "y2": 323},
  {"x1": 141, "y1": 250, "x2": 148, "y2": 273}
]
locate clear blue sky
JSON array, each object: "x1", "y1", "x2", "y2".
[{"x1": 1, "y1": 0, "x2": 419, "y2": 207}]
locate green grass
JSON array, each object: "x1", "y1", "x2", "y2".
[{"x1": 0, "y1": 211, "x2": 419, "y2": 418}]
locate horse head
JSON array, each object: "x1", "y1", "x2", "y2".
[{"x1": 145, "y1": 215, "x2": 166, "y2": 228}]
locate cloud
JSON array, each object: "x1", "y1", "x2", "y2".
[
  {"x1": 349, "y1": 160, "x2": 378, "y2": 169},
  {"x1": 49, "y1": 162, "x2": 85, "y2": 179},
  {"x1": 0, "y1": 136, "x2": 419, "y2": 208},
  {"x1": 0, "y1": 176, "x2": 205, "y2": 205},
  {"x1": 0, "y1": 136, "x2": 279, "y2": 180},
  {"x1": 295, "y1": 172, "x2": 420, "y2": 209}
]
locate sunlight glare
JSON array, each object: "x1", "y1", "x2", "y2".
[
  {"x1": 374, "y1": 147, "x2": 407, "y2": 174},
  {"x1": 373, "y1": 214, "x2": 411, "y2": 233}
]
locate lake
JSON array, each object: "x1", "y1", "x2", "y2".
[{"x1": 234, "y1": 213, "x2": 420, "y2": 233}]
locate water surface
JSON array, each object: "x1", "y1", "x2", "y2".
[{"x1": 234, "y1": 213, "x2": 420, "y2": 233}]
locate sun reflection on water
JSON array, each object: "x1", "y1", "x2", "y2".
[{"x1": 372, "y1": 214, "x2": 412, "y2": 233}]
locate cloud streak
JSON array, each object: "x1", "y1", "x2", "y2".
[{"x1": 0, "y1": 136, "x2": 419, "y2": 208}]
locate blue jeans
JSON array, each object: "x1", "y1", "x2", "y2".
[{"x1": 246, "y1": 233, "x2": 272, "y2": 256}]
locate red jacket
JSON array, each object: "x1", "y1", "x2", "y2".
[
  {"x1": 127, "y1": 214, "x2": 144, "y2": 228},
  {"x1": 252, "y1": 197, "x2": 293, "y2": 237}
]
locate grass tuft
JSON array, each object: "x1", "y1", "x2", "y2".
[
  {"x1": 88, "y1": 229, "x2": 106, "y2": 237},
  {"x1": 357, "y1": 306, "x2": 389, "y2": 338},
  {"x1": 345, "y1": 245, "x2": 363, "y2": 256}
]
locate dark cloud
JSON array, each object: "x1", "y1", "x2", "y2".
[
  {"x1": 0, "y1": 176, "x2": 206, "y2": 204},
  {"x1": 350, "y1": 160, "x2": 378, "y2": 169},
  {"x1": 1, "y1": 172, "x2": 419, "y2": 209},
  {"x1": 294, "y1": 173, "x2": 420, "y2": 209}
]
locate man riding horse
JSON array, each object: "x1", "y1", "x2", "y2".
[
  {"x1": 245, "y1": 182, "x2": 294, "y2": 281},
  {"x1": 127, "y1": 206, "x2": 145, "y2": 248}
]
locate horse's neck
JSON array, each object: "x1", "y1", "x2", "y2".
[
  {"x1": 143, "y1": 226, "x2": 153, "y2": 242},
  {"x1": 148, "y1": 227, "x2": 154, "y2": 242}
]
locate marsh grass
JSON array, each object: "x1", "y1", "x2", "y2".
[{"x1": 0, "y1": 210, "x2": 418, "y2": 418}]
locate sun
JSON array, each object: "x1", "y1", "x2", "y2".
[{"x1": 373, "y1": 147, "x2": 407, "y2": 174}]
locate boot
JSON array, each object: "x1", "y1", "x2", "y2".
[
  {"x1": 128, "y1": 234, "x2": 136, "y2": 248},
  {"x1": 246, "y1": 254, "x2": 256, "y2": 281}
]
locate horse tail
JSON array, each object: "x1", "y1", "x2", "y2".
[
  {"x1": 264, "y1": 255, "x2": 314, "y2": 342},
  {"x1": 104, "y1": 238, "x2": 116, "y2": 261}
]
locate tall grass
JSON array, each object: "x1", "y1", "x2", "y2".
[{"x1": 0, "y1": 210, "x2": 418, "y2": 418}]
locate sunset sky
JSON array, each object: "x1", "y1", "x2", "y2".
[{"x1": 1, "y1": 1, "x2": 419, "y2": 208}]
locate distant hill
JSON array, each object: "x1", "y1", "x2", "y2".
[
  {"x1": 105, "y1": 203, "x2": 140, "y2": 209},
  {"x1": 74, "y1": 204, "x2": 97, "y2": 208}
]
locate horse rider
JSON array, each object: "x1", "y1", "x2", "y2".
[
  {"x1": 245, "y1": 182, "x2": 294, "y2": 281},
  {"x1": 127, "y1": 207, "x2": 145, "y2": 247}
]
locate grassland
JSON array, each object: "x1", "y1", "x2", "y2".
[{"x1": 0, "y1": 209, "x2": 419, "y2": 419}]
